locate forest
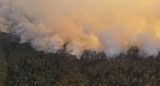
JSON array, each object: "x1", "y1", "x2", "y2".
[{"x1": 0, "y1": 32, "x2": 160, "y2": 86}]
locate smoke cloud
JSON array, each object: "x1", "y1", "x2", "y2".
[{"x1": 0, "y1": 0, "x2": 160, "y2": 57}]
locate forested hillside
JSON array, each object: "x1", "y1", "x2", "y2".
[{"x1": 0, "y1": 32, "x2": 160, "y2": 86}]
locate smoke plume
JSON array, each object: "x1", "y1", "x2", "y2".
[{"x1": 0, "y1": 0, "x2": 160, "y2": 57}]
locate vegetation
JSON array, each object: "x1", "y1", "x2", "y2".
[{"x1": 0, "y1": 32, "x2": 160, "y2": 86}]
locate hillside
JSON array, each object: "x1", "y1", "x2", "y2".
[{"x1": 0, "y1": 32, "x2": 160, "y2": 86}]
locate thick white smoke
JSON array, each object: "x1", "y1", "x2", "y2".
[{"x1": 0, "y1": 0, "x2": 160, "y2": 57}]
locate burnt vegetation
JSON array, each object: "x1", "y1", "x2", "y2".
[{"x1": 0, "y1": 32, "x2": 160, "y2": 86}]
